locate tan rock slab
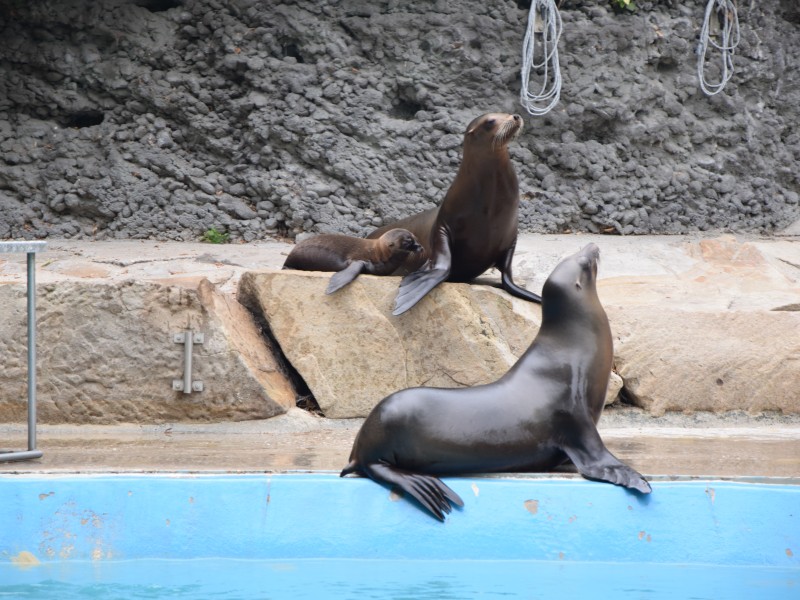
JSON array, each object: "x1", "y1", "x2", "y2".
[
  {"x1": 239, "y1": 270, "x2": 622, "y2": 418},
  {"x1": 239, "y1": 270, "x2": 542, "y2": 418},
  {"x1": 2, "y1": 234, "x2": 797, "y2": 422},
  {"x1": 610, "y1": 307, "x2": 800, "y2": 415},
  {"x1": 0, "y1": 278, "x2": 296, "y2": 424},
  {"x1": 598, "y1": 236, "x2": 800, "y2": 415},
  {"x1": 597, "y1": 236, "x2": 800, "y2": 312}
]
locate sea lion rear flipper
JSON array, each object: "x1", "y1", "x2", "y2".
[
  {"x1": 326, "y1": 261, "x2": 366, "y2": 294},
  {"x1": 392, "y1": 226, "x2": 451, "y2": 315},
  {"x1": 364, "y1": 462, "x2": 464, "y2": 522},
  {"x1": 497, "y1": 242, "x2": 542, "y2": 304},
  {"x1": 393, "y1": 268, "x2": 448, "y2": 315},
  {"x1": 561, "y1": 423, "x2": 652, "y2": 494}
]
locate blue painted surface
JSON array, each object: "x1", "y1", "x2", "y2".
[{"x1": 1, "y1": 474, "x2": 798, "y2": 568}]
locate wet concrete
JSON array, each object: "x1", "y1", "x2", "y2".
[{"x1": 2, "y1": 408, "x2": 799, "y2": 479}]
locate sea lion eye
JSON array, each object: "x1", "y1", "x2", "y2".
[{"x1": 483, "y1": 119, "x2": 495, "y2": 129}]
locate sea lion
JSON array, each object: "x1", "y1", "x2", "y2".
[
  {"x1": 283, "y1": 229, "x2": 422, "y2": 294},
  {"x1": 367, "y1": 112, "x2": 541, "y2": 315},
  {"x1": 340, "y1": 243, "x2": 651, "y2": 521}
]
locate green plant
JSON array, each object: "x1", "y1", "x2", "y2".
[
  {"x1": 610, "y1": 0, "x2": 636, "y2": 11},
  {"x1": 202, "y1": 227, "x2": 230, "y2": 244}
]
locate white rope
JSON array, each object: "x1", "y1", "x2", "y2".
[
  {"x1": 520, "y1": 0, "x2": 562, "y2": 116},
  {"x1": 697, "y1": 0, "x2": 740, "y2": 96}
]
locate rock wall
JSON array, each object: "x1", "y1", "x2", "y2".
[{"x1": 1, "y1": 0, "x2": 799, "y2": 242}]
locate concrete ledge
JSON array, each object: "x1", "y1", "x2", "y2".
[{"x1": 2, "y1": 408, "x2": 799, "y2": 477}]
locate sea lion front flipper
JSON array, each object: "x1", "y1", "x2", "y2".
[
  {"x1": 560, "y1": 421, "x2": 652, "y2": 494},
  {"x1": 392, "y1": 226, "x2": 451, "y2": 315},
  {"x1": 497, "y1": 242, "x2": 542, "y2": 304},
  {"x1": 363, "y1": 462, "x2": 464, "y2": 522},
  {"x1": 326, "y1": 261, "x2": 366, "y2": 294}
]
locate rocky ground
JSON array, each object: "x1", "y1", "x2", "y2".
[
  {"x1": 2, "y1": 0, "x2": 799, "y2": 477},
  {"x1": 1, "y1": 234, "x2": 798, "y2": 477},
  {"x1": 1, "y1": 0, "x2": 799, "y2": 242},
  {"x1": 1, "y1": 232, "x2": 798, "y2": 423}
]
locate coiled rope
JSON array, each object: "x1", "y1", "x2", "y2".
[
  {"x1": 696, "y1": 0, "x2": 740, "y2": 96},
  {"x1": 520, "y1": 0, "x2": 562, "y2": 116}
]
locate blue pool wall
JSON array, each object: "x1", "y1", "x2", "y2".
[{"x1": 2, "y1": 474, "x2": 798, "y2": 566}]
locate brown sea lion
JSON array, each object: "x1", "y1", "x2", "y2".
[
  {"x1": 367, "y1": 112, "x2": 540, "y2": 315},
  {"x1": 340, "y1": 243, "x2": 651, "y2": 521},
  {"x1": 283, "y1": 229, "x2": 422, "y2": 294}
]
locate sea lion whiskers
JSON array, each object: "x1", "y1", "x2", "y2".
[{"x1": 492, "y1": 116, "x2": 523, "y2": 150}]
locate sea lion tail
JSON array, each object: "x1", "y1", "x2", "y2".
[{"x1": 365, "y1": 462, "x2": 464, "y2": 522}]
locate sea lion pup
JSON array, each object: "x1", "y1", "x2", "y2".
[
  {"x1": 283, "y1": 229, "x2": 422, "y2": 294},
  {"x1": 367, "y1": 112, "x2": 541, "y2": 315},
  {"x1": 340, "y1": 243, "x2": 651, "y2": 521}
]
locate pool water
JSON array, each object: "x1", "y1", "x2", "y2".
[{"x1": 2, "y1": 558, "x2": 798, "y2": 600}]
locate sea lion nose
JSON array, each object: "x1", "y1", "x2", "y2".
[{"x1": 512, "y1": 114, "x2": 522, "y2": 122}]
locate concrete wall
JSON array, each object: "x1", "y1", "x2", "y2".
[{"x1": 2, "y1": 474, "x2": 798, "y2": 565}]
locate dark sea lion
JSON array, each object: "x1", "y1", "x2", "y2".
[
  {"x1": 340, "y1": 243, "x2": 651, "y2": 521},
  {"x1": 367, "y1": 112, "x2": 541, "y2": 315},
  {"x1": 283, "y1": 229, "x2": 422, "y2": 294}
]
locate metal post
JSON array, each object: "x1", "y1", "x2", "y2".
[
  {"x1": 0, "y1": 241, "x2": 45, "y2": 463},
  {"x1": 27, "y1": 251, "x2": 38, "y2": 453}
]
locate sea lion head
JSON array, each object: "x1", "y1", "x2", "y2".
[
  {"x1": 380, "y1": 228, "x2": 423, "y2": 255},
  {"x1": 464, "y1": 113, "x2": 523, "y2": 151},
  {"x1": 541, "y1": 243, "x2": 603, "y2": 323}
]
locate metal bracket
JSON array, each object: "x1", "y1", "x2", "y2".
[{"x1": 172, "y1": 330, "x2": 204, "y2": 393}]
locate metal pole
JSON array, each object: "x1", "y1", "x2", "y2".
[
  {"x1": 0, "y1": 241, "x2": 44, "y2": 463},
  {"x1": 26, "y1": 252, "x2": 39, "y2": 454}
]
